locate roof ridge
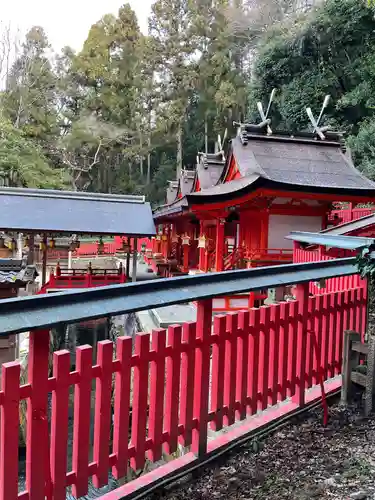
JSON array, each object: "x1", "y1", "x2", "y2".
[{"x1": 0, "y1": 187, "x2": 146, "y2": 204}]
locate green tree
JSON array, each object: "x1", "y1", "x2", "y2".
[
  {"x1": 0, "y1": 117, "x2": 65, "y2": 188},
  {"x1": 249, "y1": 0, "x2": 375, "y2": 176},
  {"x1": 2, "y1": 26, "x2": 58, "y2": 142},
  {"x1": 61, "y1": 4, "x2": 145, "y2": 192}
]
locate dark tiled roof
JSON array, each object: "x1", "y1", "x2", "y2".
[
  {"x1": 153, "y1": 197, "x2": 187, "y2": 218},
  {"x1": 155, "y1": 130, "x2": 375, "y2": 217},
  {"x1": 188, "y1": 175, "x2": 262, "y2": 200},
  {"x1": 0, "y1": 259, "x2": 38, "y2": 285},
  {"x1": 231, "y1": 135, "x2": 375, "y2": 191},
  {"x1": 195, "y1": 152, "x2": 226, "y2": 190},
  {"x1": 166, "y1": 181, "x2": 178, "y2": 204},
  {"x1": 179, "y1": 170, "x2": 195, "y2": 197},
  {"x1": 0, "y1": 187, "x2": 156, "y2": 237}
]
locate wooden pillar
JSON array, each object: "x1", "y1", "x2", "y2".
[
  {"x1": 260, "y1": 212, "x2": 269, "y2": 250},
  {"x1": 132, "y1": 238, "x2": 138, "y2": 282},
  {"x1": 198, "y1": 222, "x2": 206, "y2": 272},
  {"x1": 181, "y1": 235, "x2": 190, "y2": 273},
  {"x1": 126, "y1": 237, "x2": 131, "y2": 279},
  {"x1": 215, "y1": 219, "x2": 225, "y2": 272},
  {"x1": 27, "y1": 235, "x2": 35, "y2": 266},
  {"x1": 41, "y1": 236, "x2": 47, "y2": 287},
  {"x1": 293, "y1": 283, "x2": 309, "y2": 407}
]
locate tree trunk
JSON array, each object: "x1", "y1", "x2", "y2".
[
  {"x1": 147, "y1": 137, "x2": 151, "y2": 185},
  {"x1": 139, "y1": 131, "x2": 144, "y2": 178},
  {"x1": 205, "y1": 114, "x2": 208, "y2": 154},
  {"x1": 176, "y1": 123, "x2": 183, "y2": 179}
]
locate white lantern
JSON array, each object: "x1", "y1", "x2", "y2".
[
  {"x1": 198, "y1": 235, "x2": 207, "y2": 249},
  {"x1": 182, "y1": 235, "x2": 191, "y2": 246}
]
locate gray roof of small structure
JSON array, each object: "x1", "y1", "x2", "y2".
[
  {"x1": 0, "y1": 259, "x2": 38, "y2": 285},
  {"x1": 194, "y1": 152, "x2": 226, "y2": 190},
  {"x1": 321, "y1": 213, "x2": 375, "y2": 236},
  {"x1": 153, "y1": 197, "x2": 187, "y2": 218},
  {"x1": 0, "y1": 187, "x2": 156, "y2": 236},
  {"x1": 166, "y1": 181, "x2": 178, "y2": 204},
  {"x1": 179, "y1": 170, "x2": 195, "y2": 197}
]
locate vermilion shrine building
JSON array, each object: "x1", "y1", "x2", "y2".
[{"x1": 148, "y1": 123, "x2": 375, "y2": 307}]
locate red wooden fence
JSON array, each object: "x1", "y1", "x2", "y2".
[
  {"x1": 330, "y1": 207, "x2": 373, "y2": 224},
  {"x1": 0, "y1": 284, "x2": 367, "y2": 499},
  {"x1": 293, "y1": 246, "x2": 363, "y2": 294}
]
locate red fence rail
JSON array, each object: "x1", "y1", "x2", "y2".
[
  {"x1": 293, "y1": 246, "x2": 362, "y2": 294},
  {"x1": 329, "y1": 207, "x2": 373, "y2": 224},
  {"x1": 0, "y1": 281, "x2": 367, "y2": 499}
]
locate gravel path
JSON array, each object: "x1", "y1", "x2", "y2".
[{"x1": 146, "y1": 403, "x2": 375, "y2": 500}]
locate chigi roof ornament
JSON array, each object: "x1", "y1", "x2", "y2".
[
  {"x1": 256, "y1": 88, "x2": 276, "y2": 135},
  {"x1": 306, "y1": 94, "x2": 331, "y2": 140},
  {"x1": 233, "y1": 88, "x2": 277, "y2": 145},
  {"x1": 233, "y1": 119, "x2": 271, "y2": 145},
  {"x1": 197, "y1": 129, "x2": 227, "y2": 168}
]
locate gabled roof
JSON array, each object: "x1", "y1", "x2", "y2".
[
  {"x1": 193, "y1": 152, "x2": 226, "y2": 191},
  {"x1": 0, "y1": 187, "x2": 156, "y2": 237},
  {"x1": 187, "y1": 133, "x2": 375, "y2": 204},
  {"x1": 154, "y1": 127, "x2": 375, "y2": 219},
  {"x1": 178, "y1": 170, "x2": 195, "y2": 197},
  {"x1": 230, "y1": 134, "x2": 375, "y2": 191},
  {"x1": 166, "y1": 181, "x2": 178, "y2": 204}
]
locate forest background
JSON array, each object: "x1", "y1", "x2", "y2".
[{"x1": 1, "y1": 0, "x2": 375, "y2": 206}]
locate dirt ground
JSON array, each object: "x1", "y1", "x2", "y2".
[{"x1": 146, "y1": 402, "x2": 375, "y2": 500}]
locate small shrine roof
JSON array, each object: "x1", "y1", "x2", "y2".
[
  {"x1": 179, "y1": 170, "x2": 195, "y2": 197},
  {"x1": 154, "y1": 128, "x2": 375, "y2": 219},
  {"x1": 230, "y1": 134, "x2": 375, "y2": 191},
  {"x1": 0, "y1": 259, "x2": 38, "y2": 286},
  {"x1": 0, "y1": 187, "x2": 156, "y2": 237},
  {"x1": 166, "y1": 181, "x2": 179, "y2": 204},
  {"x1": 194, "y1": 152, "x2": 226, "y2": 190}
]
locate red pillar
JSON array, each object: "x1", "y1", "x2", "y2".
[
  {"x1": 182, "y1": 243, "x2": 190, "y2": 272},
  {"x1": 215, "y1": 219, "x2": 225, "y2": 272},
  {"x1": 260, "y1": 212, "x2": 269, "y2": 250},
  {"x1": 198, "y1": 223, "x2": 206, "y2": 272}
]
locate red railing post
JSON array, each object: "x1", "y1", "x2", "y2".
[
  {"x1": 224, "y1": 313, "x2": 238, "y2": 426},
  {"x1": 93, "y1": 341, "x2": 113, "y2": 488},
  {"x1": 294, "y1": 283, "x2": 309, "y2": 407},
  {"x1": 148, "y1": 329, "x2": 166, "y2": 462},
  {"x1": 164, "y1": 325, "x2": 182, "y2": 454},
  {"x1": 0, "y1": 361, "x2": 20, "y2": 500},
  {"x1": 192, "y1": 299, "x2": 212, "y2": 457},
  {"x1": 179, "y1": 322, "x2": 196, "y2": 448},
  {"x1": 26, "y1": 329, "x2": 50, "y2": 500},
  {"x1": 112, "y1": 336, "x2": 132, "y2": 480},
  {"x1": 210, "y1": 315, "x2": 226, "y2": 431},
  {"x1": 237, "y1": 310, "x2": 249, "y2": 420},
  {"x1": 72, "y1": 345, "x2": 93, "y2": 498},
  {"x1": 130, "y1": 333, "x2": 150, "y2": 472},
  {"x1": 50, "y1": 350, "x2": 70, "y2": 500}
]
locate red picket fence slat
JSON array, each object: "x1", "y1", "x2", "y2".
[
  {"x1": 0, "y1": 284, "x2": 368, "y2": 500},
  {"x1": 50, "y1": 350, "x2": 70, "y2": 500},
  {"x1": 148, "y1": 329, "x2": 166, "y2": 462}
]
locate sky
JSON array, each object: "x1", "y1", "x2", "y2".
[{"x1": 0, "y1": 0, "x2": 154, "y2": 53}]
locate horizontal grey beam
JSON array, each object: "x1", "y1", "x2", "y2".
[
  {"x1": 286, "y1": 231, "x2": 375, "y2": 250},
  {"x1": 0, "y1": 257, "x2": 359, "y2": 336}
]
